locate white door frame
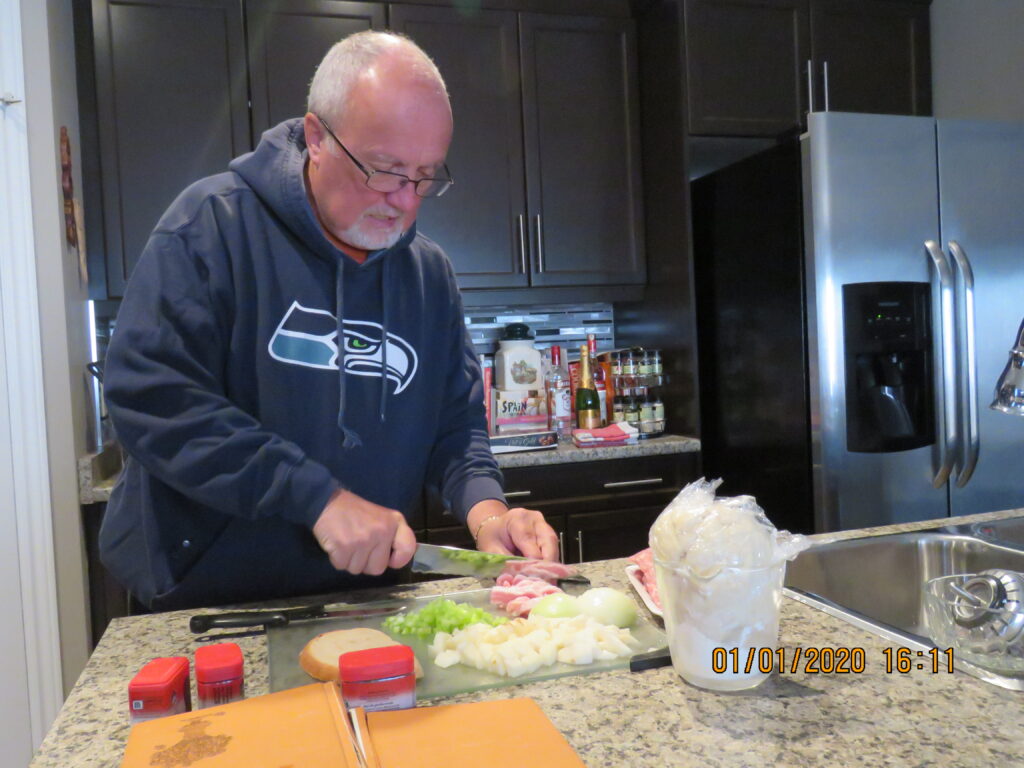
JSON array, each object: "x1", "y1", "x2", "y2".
[{"x1": 1, "y1": 0, "x2": 67, "y2": 758}]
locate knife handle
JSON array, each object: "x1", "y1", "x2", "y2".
[
  {"x1": 629, "y1": 647, "x2": 672, "y2": 673},
  {"x1": 189, "y1": 611, "x2": 292, "y2": 633}
]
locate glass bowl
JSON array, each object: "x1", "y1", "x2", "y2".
[{"x1": 923, "y1": 573, "x2": 1024, "y2": 675}]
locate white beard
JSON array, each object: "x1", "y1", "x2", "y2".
[{"x1": 339, "y1": 208, "x2": 406, "y2": 250}]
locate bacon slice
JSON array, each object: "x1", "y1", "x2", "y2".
[
  {"x1": 498, "y1": 559, "x2": 578, "y2": 583},
  {"x1": 490, "y1": 574, "x2": 564, "y2": 617}
]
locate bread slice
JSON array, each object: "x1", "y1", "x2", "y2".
[{"x1": 298, "y1": 628, "x2": 424, "y2": 681}]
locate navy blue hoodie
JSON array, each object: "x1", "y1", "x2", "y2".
[{"x1": 100, "y1": 119, "x2": 504, "y2": 610}]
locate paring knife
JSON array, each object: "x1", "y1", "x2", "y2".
[{"x1": 189, "y1": 602, "x2": 404, "y2": 634}]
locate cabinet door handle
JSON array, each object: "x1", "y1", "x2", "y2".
[
  {"x1": 602, "y1": 478, "x2": 663, "y2": 489},
  {"x1": 534, "y1": 214, "x2": 545, "y2": 273},
  {"x1": 559, "y1": 531, "x2": 565, "y2": 563},
  {"x1": 576, "y1": 531, "x2": 584, "y2": 563},
  {"x1": 517, "y1": 214, "x2": 527, "y2": 273},
  {"x1": 504, "y1": 490, "x2": 532, "y2": 499},
  {"x1": 822, "y1": 60, "x2": 830, "y2": 111},
  {"x1": 806, "y1": 59, "x2": 815, "y2": 114}
]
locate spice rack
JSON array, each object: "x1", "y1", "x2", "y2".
[{"x1": 608, "y1": 348, "x2": 666, "y2": 438}]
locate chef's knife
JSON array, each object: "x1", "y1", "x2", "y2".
[
  {"x1": 410, "y1": 542, "x2": 525, "y2": 579},
  {"x1": 410, "y1": 543, "x2": 591, "y2": 591},
  {"x1": 189, "y1": 602, "x2": 404, "y2": 634}
]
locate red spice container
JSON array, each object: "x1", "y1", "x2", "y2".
[
  {"x1": 128, "y1": 656, "x2": 191, "y2": 724},
  {"x1": 338, "y1": 645, "x2": 416, "y2": 712},
  {"x1": 195, "y1": 642, "x2": 245, "y2": 709}
]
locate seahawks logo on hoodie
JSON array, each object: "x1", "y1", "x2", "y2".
[{"x1": 268, "y1": 301, "x2": 418, "y2": 394}]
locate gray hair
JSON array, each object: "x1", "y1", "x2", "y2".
[{"x1": 307, "y1": 31, "x2": 447, "y2": 126}]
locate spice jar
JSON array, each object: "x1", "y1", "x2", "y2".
[
  {"x1": 128, "y1": 656, "x2": 191, "y2": 724},
  {"x1": 195, "y1": 642, "x2": 245, "y2": 709},
  {"x1": 339, "y1": 644, "x2": 416, "y2": 712},
  {"x1": 624, "y1": 396, "x2": 641, "y2": 427}
]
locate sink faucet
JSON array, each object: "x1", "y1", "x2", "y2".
[{"x1": 992, "y1": 317, "x2": 1024, "y2": 416}]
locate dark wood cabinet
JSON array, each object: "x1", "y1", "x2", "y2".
[
  {"x1": 388, "y1": 5, "x2": 529, "y2": 289},
  {"x1": 83, "y1": 0, "x2": 251, "y2": 298},
  {"x1": 809, "y1": 0, "x2": 931, "y2": 117},
  {"x1": 426, "y1": 452, "x2": 700, "y2": 563},
  {"x1": 519, "y1": 13, "x2": 646, "y2": 288},
  {"x1": 392, "y1": 7, "x2": 645, "y2": 290},
  {"x1": 247, "y1": 0, "x2": 386, "y2": 142},
  {"x1": 78, "y1": 0, "x2": 646, "y2": 300},
  {"x1": 565, "y1": 505, "x2": 664, "y2": 564},
  {"x1": 685, "y1": 0, "x2": 810, "y2": 137},
  {"x1": 684, "y1": 0, "x2": 932, "y2": 137}
]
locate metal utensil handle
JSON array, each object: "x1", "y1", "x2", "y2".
[
  {"x1": 603, "y1": 478, "x2": 663, "y2": 489},
  {"x1": 534, "y1": 214, "x2": 545, "y2": 273},
  {"x1": 925, "y1": 240, "x2": 958, "y2": 488},
  {"x1": 822, "y1": 60, "x2": 830, "y2": 111},
  {"x1": 504, "y1": 490, "x2": 532, "y2": 498},
  {"x1": 517, "y1": 214, "x2": 527, "y2": 273},
  {"x1": 948, "y1": 240, "x2": 979, "y2": 488},
  {"x1": 806, "y1": 60, "x2": 815, "y2": 113},
  {"x1": 577, "y1": 530, "x2": 583, "y2": 562}
]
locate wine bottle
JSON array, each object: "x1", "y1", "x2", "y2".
[{"x1": 575, "y1": 345, "x2": 602, "y2": 430}]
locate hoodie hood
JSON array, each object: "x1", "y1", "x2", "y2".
[
  {"x1": 229, "y1": 118, "x2": 416, "y2": 265},
  {"x1": 230, "y1": 118, "x2": 415, "y2": 444}
]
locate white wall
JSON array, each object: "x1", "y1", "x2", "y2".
[
  {"x1": 931, "y1": 0, "x2": 1024, "y2": 121},
  {"x1": 22, "y1": 0, "x2": 93, "y2": 694}
]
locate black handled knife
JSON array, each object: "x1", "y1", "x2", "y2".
[{"x1": 189, "y1": 602, "x2": 404, "y2": 634}]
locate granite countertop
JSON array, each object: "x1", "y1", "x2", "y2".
[
  {"x1": 495, "y1": 433, "x2": 700, "y2": 469},
  {"x1": 33, "y1": 508, "x2": 1024, "y2": 768},
  {"x1": 79, "y1": 435, "x2": 701, "y2": 503}
]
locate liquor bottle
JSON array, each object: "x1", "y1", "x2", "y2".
[
  {"x1": 575, "y1": 345, "x2": 602, "y2": 429},
  {"x1": 587, "y1": 333, "x2": 608, "y2": 425},
  {"x1": 545, "y1": 345, "x2": 572, "y2": 442}
]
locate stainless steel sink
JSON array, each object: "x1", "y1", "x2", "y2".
[
  {"x1": 784, "y1": 525, "x2": 1024, "y2": 690},
  {"x1": 949, "y1": 517, "x2": 1024, "y2": 549}
]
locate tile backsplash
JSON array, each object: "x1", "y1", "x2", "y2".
[{"x1": 465, "y1": 303, "x2": 614, "y2": 358}]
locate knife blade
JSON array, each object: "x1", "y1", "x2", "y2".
[
  {"x1": 189, "y1": 602, "x2": 405, "y2": 634},
  {"x1": 410, "y1": 543, "x2": 591, "y2": 594},
  {"x1": 410, "y1": 542, "x2": 526, "y2": 579}
]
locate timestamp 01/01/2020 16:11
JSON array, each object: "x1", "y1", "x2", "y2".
[{"x1": 710, "y1": 646, "x2": 956, "y2": 676}]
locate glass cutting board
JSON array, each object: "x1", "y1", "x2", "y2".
[{"x1": 267, "y1": 588, "x2": 666, "y2": 699}]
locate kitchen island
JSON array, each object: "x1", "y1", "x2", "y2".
[{"x1": 33, "y1": 508, "x2": 1024, "y2": 768}]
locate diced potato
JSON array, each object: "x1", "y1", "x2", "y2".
[{"x1": 433, "y1": 650, "x2": 460, "y2": 668}]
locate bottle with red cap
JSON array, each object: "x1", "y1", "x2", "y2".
[
  {"x1": 195, "y1": 642, "x2": 245, "y2": 708},
  {"x1": 128, "y1": 656, "x2": 191, "y2": 724},
  {"x1": 338, "y1": 644, "x2": 416, "y2": 712}
]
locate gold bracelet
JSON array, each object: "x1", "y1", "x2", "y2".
[{"x1": 472, "y1": 513, "x2": 505, "y2": 541}]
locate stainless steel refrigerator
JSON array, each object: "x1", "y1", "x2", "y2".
[{"x1": 692, "y1": 111, "x2": 1024, "y2": 534}]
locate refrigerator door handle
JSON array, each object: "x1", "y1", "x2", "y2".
[
  {"x1": 948, "y1": 240, "x2": 980, "y2": 487},
  {"x1": 925, "y1": 240, "x2": 958, "y2": 488}
]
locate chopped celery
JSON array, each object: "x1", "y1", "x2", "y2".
[{"x1": 382, "y1": 598, "x2": 507, "y2": 640}]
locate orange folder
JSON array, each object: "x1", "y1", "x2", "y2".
[{"x1": 121, "y1": 682, "x2": 587, "y2": 768}]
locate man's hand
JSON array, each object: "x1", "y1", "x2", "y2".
[
  {"x1": 467, "y1": 499, "x2": 560, "y2": 561},
  {"x1": 312, "y1": 489, "x2": 417, "y2": 575}
]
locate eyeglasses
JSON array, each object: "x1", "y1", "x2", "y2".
[{"x1": 316, "y1": 115, "x2": 453, "y2": 198}]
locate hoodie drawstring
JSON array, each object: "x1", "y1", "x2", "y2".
[
  {"x1": 336, "y1": 264, "x2": 362, "y2": 448},
  {"x1": 379, "y1": 258, "x2": 390, "y2": 423}
]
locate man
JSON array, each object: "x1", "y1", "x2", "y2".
[{"x1": 100, "y1": 31, "x2": 558, "y2": 611}]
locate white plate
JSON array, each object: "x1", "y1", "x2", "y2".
[{"x1": 625, "y1": 564, "x2": 662, "y2": 618}]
